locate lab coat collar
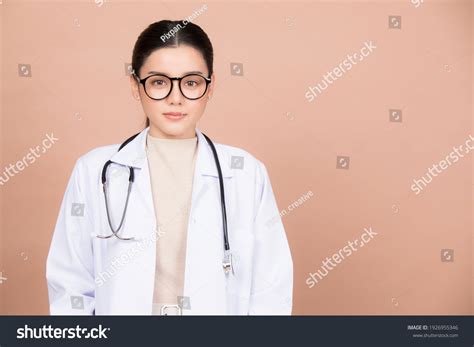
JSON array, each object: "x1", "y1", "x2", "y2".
[{"x1": 109, "y1": 126, "x2": 233, "y2": 178}]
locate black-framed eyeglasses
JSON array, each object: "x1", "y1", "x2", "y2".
[{"x1": 132, "y1": 71, "x2": 211, "y2": 101}]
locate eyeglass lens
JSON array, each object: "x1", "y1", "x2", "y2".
[{"x1": 144, "y1": 75, "x2": 208, "y2": 100}]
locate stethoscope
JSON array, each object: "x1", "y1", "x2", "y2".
[{"x1": 98, "y1": 131, "x2": 234, "y2": 274}]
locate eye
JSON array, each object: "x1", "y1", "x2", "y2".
[{"x1": 152, "y1": 79, "x2": 166, "y2": 86}]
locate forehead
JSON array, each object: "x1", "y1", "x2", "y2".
[{"x1": 141, "y1": 45, "x2": 208, "y2": 76}]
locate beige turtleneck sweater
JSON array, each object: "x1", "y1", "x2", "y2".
[{"x1": 145, "y1": 131, "x2": 198, "y2": 315}]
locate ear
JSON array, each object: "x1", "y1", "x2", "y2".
[
  {"x1": 207, "y1": 72, "x2": 216, "y2": 100},
  {"x1": 130, "y1": 73, "x2": 140, "y2": 101}
]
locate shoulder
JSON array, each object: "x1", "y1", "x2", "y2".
[
  {"x1": 73, "y1": 143, "x2": 120, "y2": 175},
  {"x1": 79, "y1": 144, "x2": 119, "y2": 163},
  {"x1": 213, "y1": 141, "x2": 268, "y2": 180},
  {"x1": 212, "y1": 142, "x2": 274, "y2": 217}
]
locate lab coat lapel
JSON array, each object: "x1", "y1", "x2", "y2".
[
  {"x1": 109, "y1": 127, "x2": 155, "y2": 220},
  {"x1": 183, "y1": 128, "x2": 234, "y2": 313}
]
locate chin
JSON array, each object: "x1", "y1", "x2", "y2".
[{"x1": 152, "y1": 121, "x2": 195, "y2": 138}]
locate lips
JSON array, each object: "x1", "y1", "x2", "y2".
[{"x1": 163, "y1": 112, "x2": 186, "y2": 120}]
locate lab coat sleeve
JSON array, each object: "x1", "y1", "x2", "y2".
[
  {"x1": 46, "y1": 156, "x2": 96, "y2": 315},
  {"x1": 248, "y1": 160, "x2": 293, "y2": 315}
]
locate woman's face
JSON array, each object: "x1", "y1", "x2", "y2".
[{"x1": 130, "y1": 45, "x2": 215, "y2": 139}]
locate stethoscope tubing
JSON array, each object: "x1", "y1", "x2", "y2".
[{"x1": 99, "y1": 131, "x2": 230, "y2": 252}]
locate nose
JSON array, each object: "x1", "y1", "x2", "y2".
[{"x1": 167, "y1": 80, "x2": 184, "y2": 105}]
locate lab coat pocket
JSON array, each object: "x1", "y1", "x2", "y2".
[{"x1": 92, "y1": 212, "x2": 157, "y2": 291}]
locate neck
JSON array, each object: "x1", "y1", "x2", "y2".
[{"x1": 148, "y1": 124, "x2": 196, "y2": 139}]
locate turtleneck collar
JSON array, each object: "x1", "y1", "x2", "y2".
[{"x1": 145, "y1": 132, "x2": 198, "y2": 156}]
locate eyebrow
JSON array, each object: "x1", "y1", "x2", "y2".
[{"x1": 146, "y1": 70, "x2": 205, "y2": 76}]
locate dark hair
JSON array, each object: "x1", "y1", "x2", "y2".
[{"x1": 131, "y1": 20, "x2": 214, "y2": 128}]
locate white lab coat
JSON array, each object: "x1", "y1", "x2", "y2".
[{"x1": 46, "y1": 126, "x2": 293, "y2": 315}]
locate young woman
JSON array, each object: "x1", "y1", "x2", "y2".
[{"x1": 46, "y1": 20, "x2": 293, "y2": 315}]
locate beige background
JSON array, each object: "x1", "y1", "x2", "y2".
[{"x1": 0, "y1": 0, "x2": 472, "y2": 315}]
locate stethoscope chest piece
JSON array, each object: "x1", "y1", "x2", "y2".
[{"x1": 223, "y1": 251, "x2": 234, "y2": 275}]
